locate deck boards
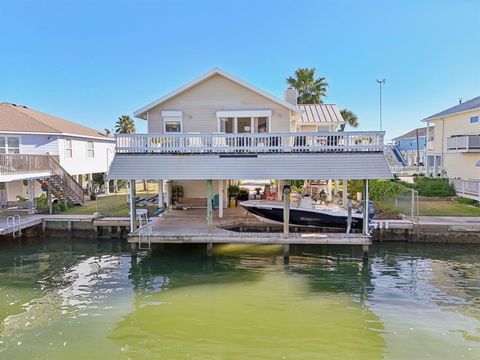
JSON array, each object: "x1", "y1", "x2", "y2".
[{"x1": 128, "y1": 208, "x2": 372, "y2": 246}]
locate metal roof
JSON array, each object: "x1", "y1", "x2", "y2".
[
  {"x1": 297, "y1": 104, "x2": 345, "y2": 124},
  {"x1": 108, "y1": 153, "x2": 392, "y2": 180},
  {"x1": 423, "y1": 96, "x2": 480, "y2": 121}
]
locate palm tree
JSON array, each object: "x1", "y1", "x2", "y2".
[
  {"x1": 115, "y1": 115, "x2": 136, "y2": 134},
  {"x1": 286, "y1": 68, "x2": 328, "y2": 104},
  {"x1": 339, "y1": 109, "x2": 359, "y2": 131}
]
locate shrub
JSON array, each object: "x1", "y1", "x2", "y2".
[
  {"x1": 414, "y1": 178, "x2": 455, "y2": 197},
  {"x1": 369, "y1": 180, "x2": 410, "y2": 201}
]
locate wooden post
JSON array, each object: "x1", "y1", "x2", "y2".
[
  {"x1": 283, "y1": 244, "x2": 290, "y2": 262},
  {"x1": 27, "y1": 179, "x2": 35, "y2": 214},
  {"x1": 362, "y1": 244, "x2": 369, "y2": 260},
  {"x1": 218, "y1": 180, "x2": 224, "y2": 218},
  {"x1": 47, "y1": 178, "x2": 52, "y2": 214},
  {"x1": 342, "y1": 179, "x2": 348, "y2": 206},
  {"x1": 129, "y1": 180, "x2": 137, "y2": 233},
  {"x1": 363, "y1": 179, "x2": 369, "y2": 235},
  {"x1": 158, "y1": 179, "x2": 164, "y2": 208},
  {"x1": 207, "y1": 179, "x2": 213, "y2": 229},
  {"x1": 207, "y1": 242, "x2": 213, "y2": 257},
  {"x1": 283, "y1": 186, "x2": 290, "y2": 238}
]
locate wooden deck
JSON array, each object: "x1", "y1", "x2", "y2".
[{"x1": 128, "y1": 207, "x2": 372, "y2": 246}]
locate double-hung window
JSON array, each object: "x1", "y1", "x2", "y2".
[
  {"x1": 87, "y1": 141, "x2": 94, "y2": 158},
  {"x1": 65, "y1": 139, "x2": 73, "y2": 158},
  {"x1": 0, "y1": 136, "x2": 20, "y2": 153},
  {"x1": 162, "y1": 111, "x2": 183, "y2": 133},
  {"x1": 470, "y1": 116, "x2": 479, "y2": 124}
]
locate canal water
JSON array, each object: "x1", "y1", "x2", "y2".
[{"x1": 0, "y1": 239, "x2": 479, "y2": 359}]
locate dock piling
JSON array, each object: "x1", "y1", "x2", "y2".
[{"x1": 206, "y1": 242, "x2": 213, "y2": 257}]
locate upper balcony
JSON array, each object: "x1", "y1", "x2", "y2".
[
  {"x1": 115, "y1": 131, "x2": 385, "y2": 155},
  {"x1": 447, "y1": 135, "x2": 480, "y2": 152}
]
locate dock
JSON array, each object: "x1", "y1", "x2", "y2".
[{"x1": 127, "y1": 207, "x2": 372, "y2": 258}]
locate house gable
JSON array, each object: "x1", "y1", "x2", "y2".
[{"x1": 144, "y1": 72, "x2": 296, "y2": 133}]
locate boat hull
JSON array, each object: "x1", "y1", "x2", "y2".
[{"x1": 241, "y1": 201, "x2": 364, "y2": 230}]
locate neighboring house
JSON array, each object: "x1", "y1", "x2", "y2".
[
  {"x1": 391, "y1": 126, "x2": 433, "y2": 166},
  {"x1": 108, "y1": 68, "x2": 391, "y2": 225},
  {"x1": 422, "y1": 96, "x2": 480, "y2": 200},
  {"x1": 0, "y1": 102, "x2": 115, "y2": 207}
]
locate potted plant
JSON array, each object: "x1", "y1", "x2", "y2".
[{"x1": 228, "y1": 184, "x2": 240, "y2": 206}]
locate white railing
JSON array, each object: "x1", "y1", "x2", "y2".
[
  {"x1": 452, "y1": 178, "x2": 480, "y2": 200},
  {"x1": 447, "y1": 135, "x2": 480, "y2": 151},
  {"x1": 115, "y1": 131, "x2": 385, "y2": 154}
]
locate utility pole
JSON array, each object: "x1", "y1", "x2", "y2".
[{"x1": 376, "y1": 79, "x2": 386, "y2": 131}]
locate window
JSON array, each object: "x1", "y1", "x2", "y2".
[
  {"x1": 87, "y1": 141, "x2": 94, "y2": 158},
  {"x1": 165, "y1": 120, "x2": 182, "y2": 133},
  {"x1": 0, "y1": 136, "x2": 20, "y2": 153},
  {"x1": 470, "y1": 116, "x2": 479, "y2": 124},
  {"x1": 162, "y1": 111, "x2": 183, "y2": 133},
  {"x1": 65, "y1": 139, "x2": 73, "y2": 158}
]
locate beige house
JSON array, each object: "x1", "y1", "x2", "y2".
[
  {"x1": 108, "y1": 68, "x2": 391, "y2": 229},
  {"x1": 423, "y1": 96, "x2": 480, "y2": 200}
]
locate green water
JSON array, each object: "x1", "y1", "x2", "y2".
[{"x1": 0, "y1": 240, "x2": 479, "y2": 359}]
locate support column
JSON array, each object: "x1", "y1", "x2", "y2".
[
  {"x1": 27, "y1": 179, "x2": 35, "y2": 214},
  {"x1": 283, "y1": 185, "x2": 290, "y2": 238},
  {"x1": 207, "y1": 179, "x2": 213, "y2": 230},
  {"x1": 129, "y1": 180, "x2": 137, "y2": 232},
  {"x1": 87, "y1": 173, "x2": 93, "y2": 189},
  {"x1": 276, "y1": 180, "x2": 283, "y2": 201},
  {"x1": 363, "y1": 179, "x2": 370, "y2": 235},
  {"x1": 165, "y1": 180, "x2": 172, "y2": 207},
  {"x1": 47, "y1": 179, "x2": 52, "y2": 214},
  {"x1": 158, "y1": 179, "x2": 164, "y2": 208},
  {"x1": 223, "y1": 180, "x2": 229, "y2": 209},
  {"x1": 334, "y1": 179, "x2": 339, "y2": 202},
  {"x1": 327, "y1": 179, "x2": 333, "y2": 202},
  {"x1": 218, "y1": 180, "x2": 224, "y2": 218},
  {"x1": 342, "y1": 179, "x2": 348, "y2": 206}
]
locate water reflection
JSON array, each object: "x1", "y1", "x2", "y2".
[{"x1": 0, "y1": 240, "x2": 478, "y2": 359}]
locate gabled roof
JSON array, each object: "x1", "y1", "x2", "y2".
[
  {"x1": 0, "y1": 103, "x2": 114, "y2": 141},
  {"x1": 134, "y1": 68, "x2": 302, "y2": 118},
  {"x1": 423, "y1": 96, "x2": 480, "y2": 121},
  {"x1": 297, "y1": 104, "x2": 344, "y2": 124},
  {"x1": 392, "y1": 126, "x2": 432, "y2": 141}
]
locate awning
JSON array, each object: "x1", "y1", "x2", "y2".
[{"x1": 108, "y1": 152, "x2": 392, "y2": 180}]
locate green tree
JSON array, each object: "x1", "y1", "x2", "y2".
[
  {"x1": 115, "y1": 115, "x2": 136, "y2": 134},
  {"x1": 339, "y1": 109, "x2": 359, "y2": 131},
  {"x1": 286, "y1": 68, "x2": 328, "y2": 104}
]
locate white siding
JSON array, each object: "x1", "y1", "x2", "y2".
[
  {"x1": 57, "y1": 136, "x2": 115, "y2": 175},
  {"x1": 108, "y1": 153, "x2": 392, "y2": 180},
  {"x1": 146, "y1": 74, "x2": 292, "y2": 134},
  {"x1": 0, "y1": 133, "x2": 59, "y2": 155},
  {"x1": 5, "y1": 180, "x2": 44, "y2": 202}
]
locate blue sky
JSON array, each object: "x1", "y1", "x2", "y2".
[{"x1": 1, "y1": 0, "x2": 479, "y2": 139}]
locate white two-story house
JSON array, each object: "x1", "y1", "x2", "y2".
[
  {"x1": 108, "y1": 68, "x2": 391, "y2": 227},
  {"x1": 0, "y1": 102, "x2": 115, "y2": 207}
]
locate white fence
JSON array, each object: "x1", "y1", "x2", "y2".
[
  {"x1": 452, "y1": 178, "x2": 480, "y2": 201},
  {"x1": 115, "y1": 131, "x2": 385, "y2": 154}
]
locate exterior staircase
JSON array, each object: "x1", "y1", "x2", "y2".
[
  {"x1": 0, "y1": 154, "x2": 85, "y2": 205},
  {"x1": 44, "y1": 156, "x2": 85, "y2": 205},
  {"x1": 385, "y1": 144, "x2": 406, "y2": 167}
]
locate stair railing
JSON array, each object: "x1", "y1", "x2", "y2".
[{"x1": 48, "y1": 156, "x2": 85, "y2": 205}]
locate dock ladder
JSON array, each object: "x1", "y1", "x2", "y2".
[
  {"x1": 137, "y1": 223, "x2": 152, "y2": 250},
  {"x1": 7, "y1": 215, "x2": 22, "y2": 238}
]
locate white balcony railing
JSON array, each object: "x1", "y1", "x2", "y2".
[
  {"x1": 447, "y1": 135, "x2": 480, "y2": 152},
  {"x1": 115, "y1": 131, "x2": 385, "y2": 155}
]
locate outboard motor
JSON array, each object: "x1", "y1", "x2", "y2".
[{"x1": 356, "y1": 201, "x2": 376, "y2": 219}]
